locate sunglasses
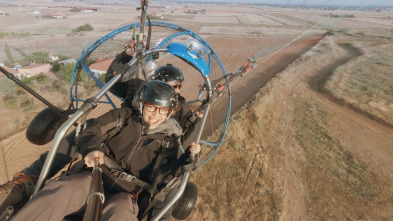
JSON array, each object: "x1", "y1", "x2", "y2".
[{"x1": 144, "y1": 103, "x2": 170, "y2": 115}]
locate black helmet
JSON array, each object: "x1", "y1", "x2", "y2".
[
  {"x1": 152, "y1": 64, "x2": 184, "y2": 82},
  {"x1": 140, "y1": 80, "x2": 178, "y2": 109}
]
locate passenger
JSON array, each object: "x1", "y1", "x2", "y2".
[
  {"x1": 106, "y1": 41, "x2": 203, "y2": 136},
  {"x1": 11, "y1": 80, "x2": 201, "y2": 220},
  {"x1": 0, "y1": 42, "x2": 202, "y2": 219}
]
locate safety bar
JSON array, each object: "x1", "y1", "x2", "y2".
[
  {"x1": 0, "y1": 66, "x2": 62, "y2": 115},
  {"x1": 83, "y1": 160, "x2": 104, "y2": 221},
  {"x1": 152, "y1": 77, "x2": 212, "y2": 220},
  {"x1": 33, "y1": 46, "x2": 169, "y2": 194},
  {"x1": 33, "y1": 56, "x2": 139, "y2": 194}
]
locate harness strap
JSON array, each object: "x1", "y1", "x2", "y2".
[
  {"x1": 65, "y1": 116, "x2": 88, "y2": 175},
  {"x1": 183, "y1": 112, "x2": 198, "y2": 132},
  {"x1": 142, "y1": 176, "x2": 181, "y2": 218},
  {"x1": 151, "y1": 136, "x2": 170, "y2": 189},
  {"x1": 102, "y1": 135, "x2": 171, "y2": 197},
  {"x1": 75, "y1": 115, "x2": 87, "y2": 144},
  {"x1": 103, "y1": 156, "x2": 158, "y2": 196},
  {"x1": 102, "y1": 121, "x2": 123, "y2": 145},
  {"x1": 110, "y1": 168, "x2": 157, "y2": 195}
]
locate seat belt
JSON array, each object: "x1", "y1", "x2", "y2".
[
  {"x1": 103, "y1": 156, "x2": 157, "y2": 196},
  {"x1": 102, "y1": 136, "x2": 171, "y2": 197}
]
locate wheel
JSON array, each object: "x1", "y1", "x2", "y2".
[
  {"x1": 26, "y1": 107, "x2": 64, "y2": 145},
  {"x1": 171, "y1": 182, "x2": 198, "y2": 220}
]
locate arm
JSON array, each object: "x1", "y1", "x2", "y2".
[
  {"x1": 105, "y1": 41, "x2": 136, "y2": 99},
  {"x1": 161, "y1": 141, "x2": 201, "y2": 185},
  {"x1": 123, "y1": 78, "x2": 146, "y2": 108}
]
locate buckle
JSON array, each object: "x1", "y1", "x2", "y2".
[
  {"x1": 162, "y1": 139, "x2": 170, "y2": 148},
  {"x1": 127, "y1": 175, "x2": 136, "y2": 182},
  {"x1": 116, "y1": 122, "x2": 123, "y2": 129},
  {"x1": 119, "y1": 171, "x2": 128, "y2": 180}
]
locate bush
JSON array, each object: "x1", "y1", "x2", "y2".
[
  {"x1": 0, "y1": 32, "x2": 10, "y2": 38},
  {"x1": 51, "y1": 62, "x2": 61, "y2": 72},
  {"x1": 4, "y1": 99, "x2": 17, "y2": 109},
  {"x1": 15, "y1": 87, "x2": 26, "y2": 96},
  {"x1": 99, "y1": 73, "x2": 106, "y2": 83},
  {"x1": 0, "y1": 78, "x2": 15, "y2": 94},
  {"x1": 25, "y1": 51, "x2": 51, "y2": 64},
  {"x1": 3, "y1": 94, "x2": 16, "y2": 102},
  {"x1": 57, "y1": 55, "x2": 70, "y2": 61},
  {"x1": 3, "y1": 94, "x2": 17, "y2": 109},
  {"x1": 80, "y1": 73, "x2": 97, "y2": 93},
  {"x1": 52, "y1": 80, "x2": 68, "y2": 95},
  {"x1": 36, "y1": 73, "x2": 53, "y2": 84},
  {"x1": 72, "y1": 24, "x2": 94, "y2": 33},
  {"x1": 19, "y1": 96, "x2": 35, "y2": 112},
  {"x1": 21, "y1": 76, "x2": 36, "y2": 84},
  {"x1": 52, "y1": 80, "x2": 64, "y2": 90},
  {"x1": 58, "y1": 63, "x2": 75, "y2": 83},
  {"x1": 0, "y1": 31, "x2": 29, "y2": 38}
]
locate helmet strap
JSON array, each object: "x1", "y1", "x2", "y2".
[
  {"x1": 139, "y1": 102, "x2": 143, "y2": 116},
  {"x1": 166, "y1": 110, "x2": 173, "y2": 120}
]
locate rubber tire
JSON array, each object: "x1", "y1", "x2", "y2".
[
  {"x1": 171, "y1": 182, "x2": 198, "y2": 220},
  {"x1": 26, "y1": 107, "x2": 63, "y2": 145}
]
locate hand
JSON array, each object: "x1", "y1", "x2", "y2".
[
  {"x1": 196, "y1": 110, "x2": 204, "y2": 119},
  {"x1": 125, "y1": 40, "x2": 135, "y2": 56},
  {"x1": 84, "y1": 150, "x2": 104, "y2": 167},
  {"x1": 189, "y1": 142, "x2": 201, "y2": 154}
]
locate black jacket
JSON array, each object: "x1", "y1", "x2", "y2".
[
  {"x1": 78, "y1": 108, "x2": 187, "y2": 192},
  {"x1": 105, "y1": 51, "x2": 200, "y2": 142}
]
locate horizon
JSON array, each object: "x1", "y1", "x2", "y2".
[
  {"x1": 167, "y1": 0, "x2": 392, "y2": 7},
  {"x1": 0, "y1": 0, "x2": 391, "y2": 7}
]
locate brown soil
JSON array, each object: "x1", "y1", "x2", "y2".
[
  {"x1": 0, "y1": 2, "x2": 392, "y2": 220},
  {"x1": 187, "y1": 35, "x2": 393, "y2": 220}
]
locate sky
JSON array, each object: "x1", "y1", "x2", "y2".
[{"x1": 178, "y1": 0, "x2": 392, "y2": 7}]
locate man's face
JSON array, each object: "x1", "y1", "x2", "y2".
[
  {"x1": 142, "y1": 103, "x2": 169, "y2": 129},
  {"x1": 166, "y1": 81, "x2": 182, "y2": 94}
]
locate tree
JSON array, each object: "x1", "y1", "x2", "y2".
[
  {"x1": 59, "y1": 63, "x2": 75, "y2": 83},
  {"x1": 51, "y1": 62, "x2": 61, "y2": 72}
]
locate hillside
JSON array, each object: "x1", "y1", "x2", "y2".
[
  {"x1": 0, "y1": 1, "x2": 392, "y2": 220},
  {"x1": 188, "y1": 30, "x2": 393, "y2": 220}
]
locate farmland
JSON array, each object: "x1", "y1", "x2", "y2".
[{"x1": 0, "y1": 1, "x2": 393, "y2": 220}]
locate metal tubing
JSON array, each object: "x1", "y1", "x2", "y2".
[
  {"x1": 192, "y1": 77, "x2": 212, "y2": 153},
  {"x1": 33, "y1": 74, "x2": 123, "y2": 194},
  {"x1": 194, "y1": 105, "x2": 210, "y2": 144},
  {"x1": 0, "y1": 66, "x2": 62, "y2": 115},
  {"x1": 83, "y1": 165, "x2": 104, "y2": 221},
  {"x1": 34, "y1": 47, "x2": 166, "y2": 194},
  {"x1": 152, "y1": 103, "x2": 210, "y2": 220},
  {"x1": 152, "y1": 76, "x2": 213, "y2": 220},
  {"x1": 152, "y1": 172, "x2": 190, "y2": 221},
  {"x1": 82, "y1": 195, "x2": 102, "y2": 221},
  {"x1": 33, "y1": 110, "x2": 85, "y2": 195},
  {"x1": 138, "y1": 0, "x2": 149, "y2": 51},
  {"x1": 126, "y1": 47, "x2": 167, "y2": 66}
]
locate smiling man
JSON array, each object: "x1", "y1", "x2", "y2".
[{"x1": 13, "y1": 80, "x2": 201, "y2": 221}]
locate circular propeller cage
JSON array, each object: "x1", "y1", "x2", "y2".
[{"x1": 70, "y1": 21, "x2": 231, "y2": 168}]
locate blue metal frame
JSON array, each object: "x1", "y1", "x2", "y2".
[
  {"x1": 70, "y1": 21, "x2": 231, "y2": 167},
  {"x1": 167, "y1": 42, "x2": 210, "y2": 77}
]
